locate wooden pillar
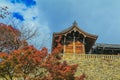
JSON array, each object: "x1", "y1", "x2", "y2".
[
  {"x1": 63, "y1": 35, "x2": 66, "y2": 53},
  {"x1": 73, "y1": 36, "x2": 76, "y2": 54},
  {"x1": 83, "y1": 36, "x2": 86, "y2": 44},
  {"x1": 73, "y1": 29, "x2": 76, "y2": 55},
  {"x1": 83, "y1": 35, "x2": 86, "y2": 54}
]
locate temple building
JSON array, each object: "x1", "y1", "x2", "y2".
[
  {"x1": 52, "y1": 21, "x2": 120, "y2": 54},
  {"x1": 52, "y1": 21, "x2": 98, "y2": 54}
]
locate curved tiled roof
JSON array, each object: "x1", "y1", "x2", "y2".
[{"x1": 54, "y1": 21, "x2": 98, "y2": 39}]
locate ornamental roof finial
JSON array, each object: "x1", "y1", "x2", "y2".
[{"x1": 73, "y1": 20, "x2": 77, "y2": 26}]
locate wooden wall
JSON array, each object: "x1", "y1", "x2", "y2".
[{"x1": 65, "y1": 41, "x2": 85, "y2": 54}]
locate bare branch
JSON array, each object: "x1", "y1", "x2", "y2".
[{"x1": 0, "y1": 6, "x2": 10, "y2": 19}]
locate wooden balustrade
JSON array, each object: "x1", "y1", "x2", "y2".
[{"x1": 62, "y1": 53, "x2": 120, "y2": 60}]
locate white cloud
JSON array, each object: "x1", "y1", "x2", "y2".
[{"x1": 0, "y1": 0, "x2": 51, "y2": 50}]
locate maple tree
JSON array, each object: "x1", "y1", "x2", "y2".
[
  {"x1": 0, "y1": 35, "x2": 86, "y2": 80},
  {"x1": 0, "y1": 23, "x2": 26, "y2": 53},
  {"x1": 12, "y1": 46, "x2": 48, "y2": 80},
  {"x1": 0, "y1": 45, "x2": 47, "y2": 80}
]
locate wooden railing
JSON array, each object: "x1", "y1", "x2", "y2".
[{"x1": 62, "y1": 53, "x2": 120, "y2": 60}]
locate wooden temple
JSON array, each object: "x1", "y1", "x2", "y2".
[
  {"x1": 52, "y1": 21, "x2": 120, "y2": 55},
  {"x1": 52, "y1": 21, "x2": 98, "y2": 54}
]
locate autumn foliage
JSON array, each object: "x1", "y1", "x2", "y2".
[
  {"x1": 0, "y1": 24, "x2": 85, "y2": 80},
  {"x1": 0, "y1": 45, "x2": 47, "y2": 80},
  {"x1": 0, "y1": 23, "x2": 28, "y2": 53}
]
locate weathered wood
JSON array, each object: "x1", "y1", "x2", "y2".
[{"x1": 65, "y1": 41, "x2": 85, "y2": 54}]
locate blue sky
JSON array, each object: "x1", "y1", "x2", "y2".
[{"x1": 0, "y1": 0, "x2": 120, "y2": 50}]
